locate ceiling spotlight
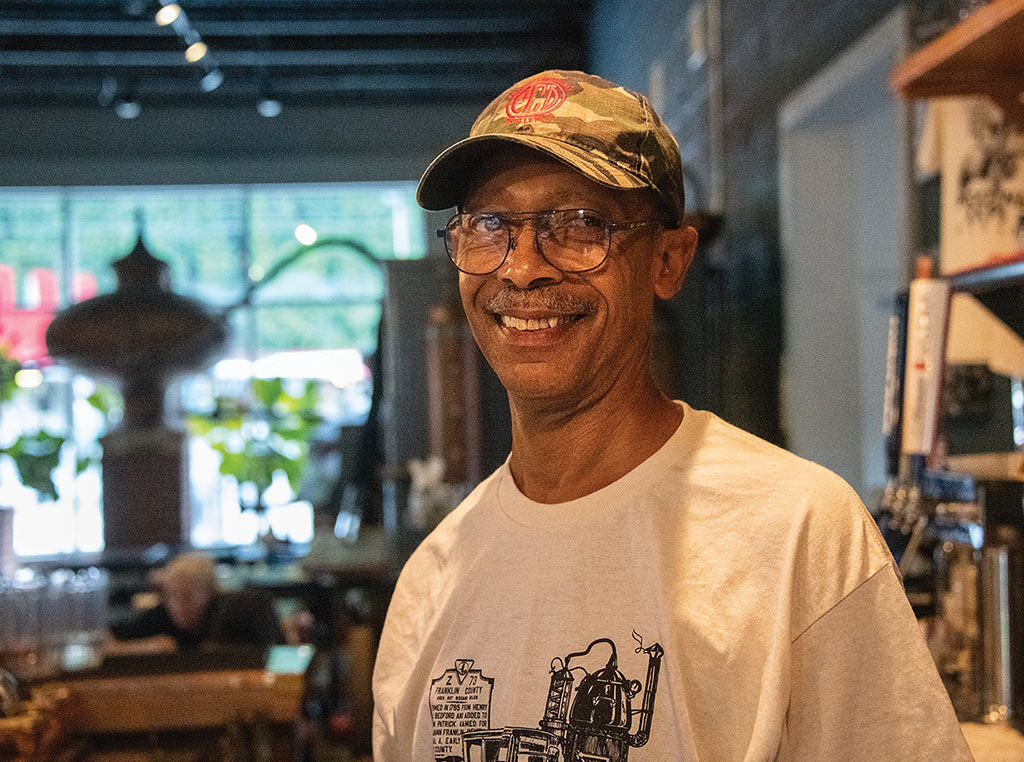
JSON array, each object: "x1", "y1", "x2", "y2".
[
  {"x1": 200, "y1": 69, "x2": 224, "y2": 92},
  {"x1": 185, "y1": 41, "x2": 208, "y2": 63},
  {"x1": 155, "y1": 4, "x2": 181, "y2": 26},
  {"x1": 257, "y1": 98, "x2": 282, "y2": 118},
  {"x1": 114, "y1": 98, "x2": 141, "y2": 119}
]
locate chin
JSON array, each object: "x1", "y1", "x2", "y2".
[{"x1": 498, "y1": 368, "x2": 584, "y2": 405}]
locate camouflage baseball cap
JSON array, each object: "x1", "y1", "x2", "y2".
[{"x1": 417, "y1": 70, "x2": 686, "y2": 223}]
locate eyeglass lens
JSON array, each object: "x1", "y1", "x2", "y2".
[{"x1": 445, "y1": 210, "x2": 609, "y2": 274}]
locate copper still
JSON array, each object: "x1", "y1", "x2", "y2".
[{"x1": 462, "y1": 635, "x2": 663, "y2": 762}]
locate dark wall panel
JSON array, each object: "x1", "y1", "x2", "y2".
[{"x1": 592, "y1": 0, "x2": 903, "y2": 443}]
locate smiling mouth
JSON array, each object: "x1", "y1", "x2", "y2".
[
  {"x1": 498, "y1": 314, "x2": 583, "y2": 331},
  {"x1": 485, "y1": 287, "x2": 595, "y2": 334}
]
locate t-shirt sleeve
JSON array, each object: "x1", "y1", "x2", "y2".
[
  {"x1": 372, "y1": 542, "x2": 445, "y2": 761},
  {"x1": 779, "y1": 564, "x2": 973, "y2": 762}
]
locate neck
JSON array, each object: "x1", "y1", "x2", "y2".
[{"x1": 506, "y1": 375, "x2": 681, "y2": 503}]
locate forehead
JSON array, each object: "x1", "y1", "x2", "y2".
[{"x1": 462, "y1": 147, "x2": 657, "y2": 217}]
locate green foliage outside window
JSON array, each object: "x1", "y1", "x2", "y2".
[
  {"x1": 0, "y1": 195, "x2": 62, "y2": 277},
  {"x1": 0, "y1": 347, "x2": 115, "y2": 503},
  {"x1": 186, "y1": 377, "x2": 322, "y2": 516},
  {"x1": 253, "y1": 303, "x2": 383, "y2": 355},
  {"x1": 0, "y1": 182, "x2": 423, "y2": 550},
  {"x1": 0, "y1": 183, "x2": 422, "y2": 357}
]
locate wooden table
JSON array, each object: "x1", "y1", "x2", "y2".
[{"x1": 6, "y1": 650, "x2": 309, "y2": 761}]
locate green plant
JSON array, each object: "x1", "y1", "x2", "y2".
[
  {"x1": 0, "y1": 350, "x2": 19, "y2": 404},
  {"x1": 0, "y1": 347, "x2": 116, "y2": 503},
  {"x1": 0, "y1": 349, "x2": 64, "y2": 501},
  {"x1": 187, "y1": 377, "x2": 322, "y2": 516}
]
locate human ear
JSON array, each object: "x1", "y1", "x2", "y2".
[{"x1": 652, "y1": 225, "x2": 698, "y2": 300}]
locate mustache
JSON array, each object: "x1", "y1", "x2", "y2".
[{"x1": 484, "y1": 286, "x2": 597, "y2": 316}]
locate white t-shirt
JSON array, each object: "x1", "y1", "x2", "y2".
[
  {"x1": 373, "y1": 402, "x2": 970, "y2": 761},
  {"x1": 917, "y1": 96, "x2": 1024, "y2": 274}
]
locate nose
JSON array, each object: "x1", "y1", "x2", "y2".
[{"x1": 497, "y1": 222, "x2": 563, "y2": 289}]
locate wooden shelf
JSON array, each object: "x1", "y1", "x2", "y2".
[{"x1": 891, "y1": 0, "x2": 1024, "y2": 126}]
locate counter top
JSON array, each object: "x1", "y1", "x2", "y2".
[{"x1": 962, "y1": 721, "x2": 1024, "y2": 762}]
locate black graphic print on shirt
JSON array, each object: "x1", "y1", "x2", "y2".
[
  {"x1": 430, "y1": 659, "x2": 495, "y2": 760},
  {"x1": 429, "y1": 632, "x2": 664, "y2": 762},
  {"x1": 958, "y1": 101, "x2": 1024, "y2": 230}
]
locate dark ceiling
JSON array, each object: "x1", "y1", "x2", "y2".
[{"x1": 0, "y1": 0, "x2": 593, "y2": 112}]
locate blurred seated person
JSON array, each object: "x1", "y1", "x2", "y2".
[{"x1": 110, "y1": 552, "x2": 284, "y2": 652}]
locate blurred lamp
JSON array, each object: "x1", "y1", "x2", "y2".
[
  {"x1": 200, "y1": 68, "x2": 224, "y2": 92},
  {"x1": 294, "y1": 225, "x2": 318, "y2": 245},
  {"x1": 257, "y1": 98, "x2": 283, "y2": 118},
  {"x1": 185, "y1": 42, "x2": 208, "y2": 62},
  {"x1": 155, "y1": 4, "x2": 181, "y2": 25},
  {"x1": 114, "y1": 99, "x2": 141, "y2": 119},
  {"x1": 14, "y1": 369, "x2": 43, "y2": 389}
]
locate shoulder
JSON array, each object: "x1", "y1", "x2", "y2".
[
  {"x1": 395, "y1": 465, "x2": 503, "y2": 594},
  {"x1": 672, "y1": 405, "x2": 897, "y2": 624},
  {"x1": 675, "y1": 404, "x2": 866, "y2": 511},
  {"x1": 374, "y1": 468, "x2": 503, "y2": 718},
  {"x1": 683, "y1": 403, "x2": 885, "y2": 538}
]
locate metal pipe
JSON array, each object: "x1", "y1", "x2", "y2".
[
  {"x1": 629, "y1": 642, "x2": 664, "y2": 748},
  {"x1": 982, "y1": 544, "x2": 1013, "y2": 724}
]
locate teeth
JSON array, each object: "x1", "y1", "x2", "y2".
[{"x1": 500, "y1": 315, "x2": 562, "y2": 331}]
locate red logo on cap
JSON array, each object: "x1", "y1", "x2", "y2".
[{"x1": 505, "y1": 78, "x2": 568, "y2": 123}]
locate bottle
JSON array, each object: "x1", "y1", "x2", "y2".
[{"x1": 900, "y1": 256, "x2": 952, "y2": 488}]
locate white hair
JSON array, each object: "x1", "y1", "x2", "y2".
[{"x1": 160, "y1": 551, "x2": 218, "y2": 593}]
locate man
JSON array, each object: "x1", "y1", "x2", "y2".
[
  {"x1": 373, "y1": 71, "x2": 970, "y2": 761},
  {"x1": 111, "y1": 551, "x2": 283, "y2": 651}
]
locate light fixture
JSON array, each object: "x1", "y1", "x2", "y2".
[
  {"x1": 114, "y1": 98, "x2": 142, "y2": 119},
  {"x1": 14, "y1": 368, "x2": 43, "y2": 389},
  {"x1": 294, "y1": 225, "x2": 318, "y2": 245},
  {"x1": 97, "y1": 77, "x2": 118, "y2": 107},
  {"x1": 98, "y1": 77, "x2": 141, "y2": 118},
  {"x1": 185, "y1": 41, "x2": 208, "y2": 63},
  {"x1": 153, "y1": 2, "x2": 224, "y2": 97},
  {"x1": 200, "y1": 68, "x2": 224, "y2": 92},
  {"x1": 155, "y1": 4, "x2": 181, "y2": 26},
  {"x1": 257, "y1": 97, "x2": 282, "y2": 118}
]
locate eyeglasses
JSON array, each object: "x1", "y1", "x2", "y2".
[{"x1": 437, "y1": 209, "x2": 670, "y2": 275}]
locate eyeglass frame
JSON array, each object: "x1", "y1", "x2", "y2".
[{"x1": 436, "y1": 209, "x2": 676, "y2": 276}]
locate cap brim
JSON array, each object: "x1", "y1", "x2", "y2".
[{"x1": 416, "y1": 134, "x2": 649, "y2": 211}]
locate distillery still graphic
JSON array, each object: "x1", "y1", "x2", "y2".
[{"x1": 431, "y1": 634, "x2": 664, "y2": 762}]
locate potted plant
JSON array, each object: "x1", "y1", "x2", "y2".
[
  {"x1": 186, "y1": 377, "x2": 321, "y2": 543},
  {"x1": 0, "y1": 351, "x2": 65, "y2": 504},
  {"x1": 0, "y1": 346, "x2": 117, "y2": 569}
]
